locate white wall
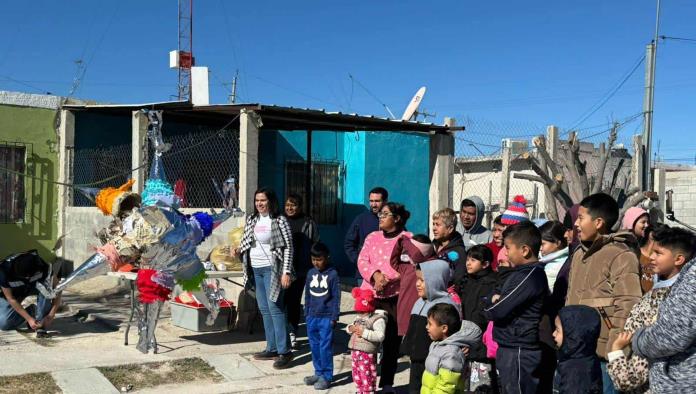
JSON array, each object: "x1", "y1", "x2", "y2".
[
  {"x1": 665, "y1": 170, "x2": 696, "y2": 229},
  {"x1": 452, "y1": 168, "x2": 549, "y2": 224}
]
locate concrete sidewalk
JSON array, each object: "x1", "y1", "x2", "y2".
[{"x1": 0, "y1": 287, "x2": 411, "y2": 393}]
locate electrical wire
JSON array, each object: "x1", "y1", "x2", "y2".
[{"x1": 566, "y1": 54, "x2": 645, "y2": 132}]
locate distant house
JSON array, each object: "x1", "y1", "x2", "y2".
[
  {"x1": 0, "y1": 91, "x2": 64, "y2": 261},
  {"x1": 58, "y1": 102, "x2": 456, "y2": 275}
]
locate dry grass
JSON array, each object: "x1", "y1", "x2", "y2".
[
  {"x1": 98, "y1": 357, "x2": 223, "y2": 391},
  {"x1": 0, "y1": 372, "x2": 61, "y2": 394}
]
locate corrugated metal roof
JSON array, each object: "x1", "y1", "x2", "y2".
[{"x1": 63, "y1": 101, "x2": 455, "y2": 134}]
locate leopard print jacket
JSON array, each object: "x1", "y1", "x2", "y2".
[{"x1": 607, "y1": 286, "x2": 671, "y2": 394}]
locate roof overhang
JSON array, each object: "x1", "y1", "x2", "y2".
[{"x1": 63, "y1": 101, "x2": 455, "y2": 134}]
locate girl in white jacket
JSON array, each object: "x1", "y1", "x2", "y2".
[{"x1": 539, "y1": 221, "x2": 570, "y2": 292}]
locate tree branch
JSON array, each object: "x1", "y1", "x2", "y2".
[
  {"x1": 592, "y1": 124, "x2": 618, "y2": 194},
  {"x1": 533, "y1": 136, "x2": 562, "y2": 178},
  {"x1": 513, "y1": 173, "x2": 545, "y2": 183},
  {"x1": 606, "y1": 157, "x2": 625, "y2": 194},
  {"x1": 522, "y1": 152, "x2": 574, "y2": 209}
]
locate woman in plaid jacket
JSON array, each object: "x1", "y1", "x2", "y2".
[{"x1": 236, "y1": 187, "x2": 295, "y2": 369}]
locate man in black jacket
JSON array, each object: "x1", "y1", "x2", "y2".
[
  {"x1": 343, "y1": 187, "x2": 387, "y2": 286},
  {"x1": 484, "y1": 222, "x2": 548, "y2": 394}
]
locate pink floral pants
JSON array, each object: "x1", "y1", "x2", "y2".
[{"x1": 351, "y1": 350, "x2": 377, "y2": 393}]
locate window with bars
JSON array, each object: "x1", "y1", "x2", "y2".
[
  {"x1": 285, "y1": 160, "x2": 341, "y2": 225},
  {"x1": 0, "y1": 143, "x2": 27, "y2": 223}
]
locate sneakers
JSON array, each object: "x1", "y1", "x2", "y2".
[
  {"x1": 289, "y1": 332, "x2": 297, "y2": 349},
  {"x1": 381, "y1": 385, "x2": 396, "y2": 393},
  {"x1": 252, "y1": 351, "x2": 278, "y2": 360},
  {"x1": 313, "y1": 377, "x2": 330, "y2": 390},
  {"x1": 303, "y1": 375, "x2": 319, "y2": 385},
  {"x1": 272, "y1": 352, "x2": 294, "y2": 369}
]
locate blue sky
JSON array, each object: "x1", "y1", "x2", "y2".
[{"x1": 2, "y1": 1, "x2": 695, "y2": 163}]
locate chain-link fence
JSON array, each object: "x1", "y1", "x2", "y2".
[
  {"x1": 152, "y1": 126, "x2": 240, "y2": 208},
  {"x1": 453, "y1": 114, "x2": 643, "y2": 221},
  {"x1": 72, "y1": 143, "x2": 132, "y2": 206}
]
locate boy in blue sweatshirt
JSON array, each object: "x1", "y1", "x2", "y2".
[
  {"x1": 303, "y1": 242, "x2": 341, "y2": 390},
  {"x1": 483, "y1": 221, "x2": 548, "y2": 394}
]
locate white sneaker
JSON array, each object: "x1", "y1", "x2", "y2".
[{"x1": 289, "y1": 332, "x2": 297, "y2": 349}]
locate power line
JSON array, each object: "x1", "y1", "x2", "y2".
[
  {"x1": 660, "y1": 35, "x2": 696, "y2": 44},
  {"x1": 348, "y1": 74, "x2": 395, "y2": 118},
  {"x1": 567, "y1": 54, "x2": 645, "y2": 131}
]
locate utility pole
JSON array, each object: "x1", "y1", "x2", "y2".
[
  {"x1": 642, "y1": 0, "x2": 661, "y2": 190},
  {"x1": 228, "y1": 70, "x2": 239, "y2": 104}
]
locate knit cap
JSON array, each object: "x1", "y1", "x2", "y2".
[
  {"x1": 621, "y1": 207, "x2": 648, "y2": 231},
  {"x1": 501, "y1": 195, "x2": 529, "y2": 225},
  {"x1": 352, "y1": 288, "x2": 376, "y2": 313}
]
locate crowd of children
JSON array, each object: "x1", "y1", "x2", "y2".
[{"x1": 289, "y1": 189, "x2": 696, "y2": 394}]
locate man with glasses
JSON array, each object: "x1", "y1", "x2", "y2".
[
  {"x1": 344, "y1": 187, "x2": 388, "y2": 286},
  {"x1": 0, "y1": 250, "x2": 61, "y2": 334}
]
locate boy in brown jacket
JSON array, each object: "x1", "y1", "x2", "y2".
[{"x1": 567, "y1": 193, "x2": 642, "y2": 394}]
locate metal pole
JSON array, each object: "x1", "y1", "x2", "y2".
[
  {"x1": 230, "y1": 70, "x2": 238, "y2": 104},
  {"x1": 643, "y1": 0, "x2": 661, "y2": 190},
  {"x1": 305, "y1": 130, "x2": 313, "y2": 216}
]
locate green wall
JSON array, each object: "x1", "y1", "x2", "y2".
[{"x1": 0, "y1": 105, "x2": 59, "y2": 262}]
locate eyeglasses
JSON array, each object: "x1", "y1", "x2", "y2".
[{"x1": 378, "y1": 212, "x2": 394, "y2": 218}]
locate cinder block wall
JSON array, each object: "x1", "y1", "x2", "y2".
[{"x1": 665, "y1": 170, "x2": 696, "y2": 229}]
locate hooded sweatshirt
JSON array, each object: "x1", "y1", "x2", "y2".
[
  {"x1": 456, "y1": 196, "x2": 493, "y2": 248},
  {"x1": 401, "y1": 259, "x2": 457, "y2": 363},
  {"x1": 421, "y1": 320, "x2": 482, "y2": 394},
  {"x1": 556, "y1": 305, "x2": 603, "y2": 394},
  {"x1": 541, "y1": 247, "x2": 570, "y2": 292},
  {"x1": 633, "y1": 256, "x2": 696, "y2": 394},
  {"x1": 567, "y1": 231, "x2": 642, "y2": 359}
]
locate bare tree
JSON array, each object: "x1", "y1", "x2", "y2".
[{"x1": 514, "y1": 123, "x2": 647, "y2": 229}]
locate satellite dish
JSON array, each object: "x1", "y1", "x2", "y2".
[{"x1": 401, "y1": 86, "x2": 427, "y2": 121}]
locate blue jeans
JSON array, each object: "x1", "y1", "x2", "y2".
[
  {"x1": 600, "y1": 361, "x2": 618, "y2": 394},
  {"x1": 0, "y1": 293, "x2": 51, "y2": 330},
  {"x1": 307, "y1": 316, "x2": 334, "y2": 382},
  {"x1": 252, "y1": 266, "x2": 290, "y2": 355}
]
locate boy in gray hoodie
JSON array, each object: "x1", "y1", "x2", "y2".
[
  {"x1": 421, "y1": 303, "x2": 482, "y2": 394},
  {"x1": 401, "y1": 259, "x2": 458, "y2": 394}
]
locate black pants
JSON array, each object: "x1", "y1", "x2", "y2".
[
  {"x1": 496, "y1": 346, "x2": 542, "y2": 394},
  {"x1": 409, "y1": 361, "x2": 425, "y2": 394},
  {"x1": 538, "y1": 343, "x2": 557, "y2": 394},
  {"x1": 284, "y1": 275, "x2": 305, "y2": 332},
  {"x1": 374, "y1": 296, "x2": 401, "y2": 387}
]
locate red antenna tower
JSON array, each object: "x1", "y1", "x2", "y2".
[{"x1": 176, "y1": 0, "x2": 193, "y2": 101}]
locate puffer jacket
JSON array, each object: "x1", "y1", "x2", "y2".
[
  {"x1": 457, "y1": 267, "x2": 497, "y2": 361},
  {"x1": 633, "y1": 256, "x2": 696, "y2": 394},
  {"x1": 567, "y1": 231, "x2": 642, "y2": 359},
  {"x1": 421, "y1": 320, "x2": 482, "y2": 394}
]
